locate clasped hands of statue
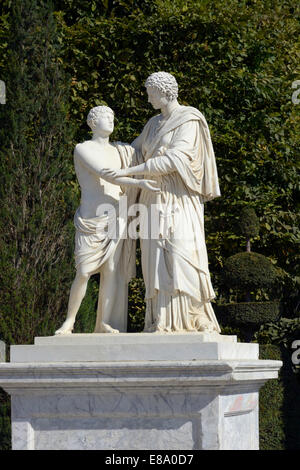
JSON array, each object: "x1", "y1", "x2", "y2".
[{"x1": 101, "y1": 167, "x2": 161, "y2": 194}]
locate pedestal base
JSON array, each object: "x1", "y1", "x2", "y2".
[{"x1": 0, "y1": 333, "x2": 282, "y2": 450}]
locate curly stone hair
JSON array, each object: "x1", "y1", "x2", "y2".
[
  {"x1": 145, "y1": 72, "x2": 178, "y2": 101},
  {"x1": 87, "y1": 105, "x2": 114, "y2": 130}
]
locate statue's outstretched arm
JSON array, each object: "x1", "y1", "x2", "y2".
[
  {"x1": 74, "y1": 145, "x2": 159, "y2": 193},
  {"x1": 101, "y1": 155, "x2": 176, "y2": 180}
]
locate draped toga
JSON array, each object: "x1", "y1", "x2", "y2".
[{"x1": 132, "y1": 105, "x2": 221, "y2": 333}]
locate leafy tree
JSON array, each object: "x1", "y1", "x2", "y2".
[{"x1": 0, "y1": 0, "x2": 78, "y2": 346}]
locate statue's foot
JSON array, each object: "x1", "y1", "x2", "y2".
[
  {"x1": 198, "y1": 323, "x2": 216, "y2": 333},
  {"x1": 55, "y1": 319, "x2": 74, "y2": 336},
  {"x1": 94, "y1": 322, "x2": 119, "y2": 334}
]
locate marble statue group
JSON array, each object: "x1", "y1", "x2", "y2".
[{"x1": 55, "y1": 71, "x2": 221, "y2": 336}]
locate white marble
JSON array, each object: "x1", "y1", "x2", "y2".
[
  {"x1": 0, "y1": 355, "x2": 281, "y2": 450},
  {"x1": 10, "y1": 333, "x2": 258, "y2": 363},
  {"x1": 221, "y1": 391, "x2": 259, "y2": 450},
  {"x1": 55, "y1": 105, "x2": 160, "y2": 336},
  {"x1": 35, "y1": 331, "x2": 237, "y2": 345},
  {"x1": 101, "y1": 72, "x2": 221, "y2": 333},
  {"x1": 55, "y1": 73, "x2": 223, "y2": 336}
]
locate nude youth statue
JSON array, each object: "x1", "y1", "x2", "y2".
[{"x1": 55, "y1": 106, "x2": 159, "y2": 335}]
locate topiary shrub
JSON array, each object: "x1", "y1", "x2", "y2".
[
  {"x1": 239, "y1": 207, "x2": 260, "y2": 239},
  {"x1": 223, "y1": 252, "x2": 278, "y2": 291},
  {"x1": 217, "y1": 301, "x2": 280, "y2": 327},
  {"x1": 238, "y1": 207, "x2": 260, "y2": 252},
  {"x1": 219, "y1": 208, "x2": 282, "y2": 339}
]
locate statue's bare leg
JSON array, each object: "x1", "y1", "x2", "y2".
[
  {"x1": 55, "y1": 271, "x2": 90, "y2": 335},
  {"x1": 94, "y1": 267, "x2": 120, "y2": 333}
]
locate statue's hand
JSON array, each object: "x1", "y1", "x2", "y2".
[
  {"x1": 138, "y1": 179, "x2": 161, "y2": 193},
  {"x1": 101, "y1": 168, "x2": 126, "y2": 182}
]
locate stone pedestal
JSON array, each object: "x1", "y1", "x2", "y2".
[{"x1": 0, "y1": 333, "x2": 281, "y2": 450}]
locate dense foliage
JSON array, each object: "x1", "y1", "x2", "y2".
[
  {"x1": 0, "y1": 0, "x2": 77, "y2": 346},
  {"x1": 218, "y1": 300, "x2": 280, "y2": 326},
  {"x1": 259, "y1": 345, "x2": 300, "y2": 450},
  {"x1": 256, "y1": 317, "x2": 300, "y2": 350},
  {"x1": 223, "y1": 251, "x2": 278, "y2": 291},
  {"x1": 50, "y1": 0, "x2": 300, "y2": 324},
  {"x1": 52, "y1": 0, "x2": 300, "y2": 296},
  {"x1": 221, "y1": 209, "x2": 284, "y2": 339},
  {"x1": 0, "y1": 0, "x2": 299, "y2": 450}
]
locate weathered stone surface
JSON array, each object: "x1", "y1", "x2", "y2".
[
  {"x1": 10, "y1": 332, "x2": 258, "y2": 363},
  {"x1": 0, "y1": 334, "x2": 281, "y2": 450}
]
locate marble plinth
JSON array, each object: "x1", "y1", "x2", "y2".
[
  {"x1": 0, "y1": 333, "x2": 282, "y2": 450},
  {"x1": 10, "y1": 332, "x2": 259, "y2": 363}
]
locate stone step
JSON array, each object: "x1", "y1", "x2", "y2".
[
  {"x1": 10, "y1": 334, "x2": 258, "y2": 363},
  {"x1": 35, "y1": 331, "x2": 237, "y2": 346}
]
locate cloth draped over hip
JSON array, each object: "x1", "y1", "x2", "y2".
[{"x1": 74, "y1": 143, "x2": 137, "y2": 281}]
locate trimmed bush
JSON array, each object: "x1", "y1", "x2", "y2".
[
  {"x1": 218, "y1": 301, "x2": 280, "y2": 327},
  {"x1": 223, "y1": 252, "x2": 278, "y2": 291},
  {"x1": 239, "y1": 207, "x2": 260, "y2": 240}
]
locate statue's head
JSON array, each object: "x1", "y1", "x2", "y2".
[
  {"x1": 145, "y1": 72, "x2": 178, "y2": 109},
  {"x1": 87, "y1": 105, "x2": 114, "y2": 135}
]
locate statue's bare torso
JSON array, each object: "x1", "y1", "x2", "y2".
[{"x1": 75, "y1": 141, "x2": 122, "y2": 219}]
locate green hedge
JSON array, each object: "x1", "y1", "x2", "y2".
[
  {"x1": 259, "y1": 344, "x2": 300, "y2": 450},
  {"x1": 223, "y1": 252, "x2": 278, "y2": 291},
  {"x1": 50, "y1": 0, "x2": 300, "y2": 300},
  {"x1": 217, "y1": 301, "x2": 280, "y2": 326}
]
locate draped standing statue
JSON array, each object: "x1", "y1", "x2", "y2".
[{"x1": 102, "y1": 72, "x2": 221, "y2": 333}]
